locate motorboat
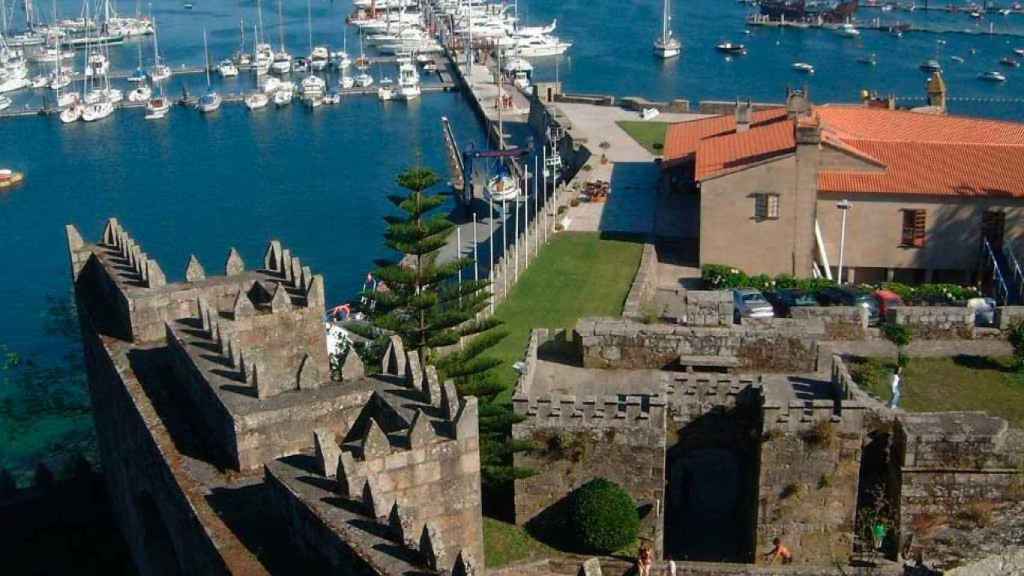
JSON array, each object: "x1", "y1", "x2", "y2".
[
  {"x1": 31, "y1": 74, "x2": 49, "y2": 88},
  {"x1": 919, "y1": 59, "x2": 942, "y2": 72},
  {"x1": 1000, "y1": 57, "x2": 1021, "y2": 68},
  {"x1": 301, "y1": 74, "x2": 327, "y2": 97},
  {"x1": 485, "y1": 172, "x2": 521, "y2": 203},
  {"x1": 145, "y1": 96, "x2": 171, "y2": 119},
  {"x1": 397, "y1": 62, "x2": 421, "y2": 100},
  {"x1": 60, "y1": 102, "x2": 83, "y2": 122},
  {"x1": 128, "y1": 84, "x2": 152, "y2": 102},
  {"x1": 837, "y1": 23, "x2": 860, "y2": 37},
  {"x1": 85, "y1": 88, "x2": 123, "y2": 104},
  {"x1": 716, "y1": 42, "x2": 746, "y2": 54},
  {"x1": 950, "y1": 55, "x2": 965, "y2": 64},
  {"x1": 293, "y1": 57, "x2": 309, "y2": 73},
  {"x1": 245, "y1": 91, "x2": 270, "y2": 109},
  {"x1": 218, "y1": 59, "x2": 239, "y2": 77},
  {"x1": 502, "y1": 57, "x2": 533, "y2": 90},
  {"x1": 273, "y1": 84, "x2": 294, "y2": 106},
  {"x1": 260, "y1": 75, "x2": 282, "y2": 93},
  {"x1": 271, "y1": 51, "x2": 292, "y2": 74},
  {"x1": 310, "y1": 46, "x2": 330, "y2": 70},
  {"x1": 57, "y1": 91, "x2": 81, "y2": 108},
  {"x1": 377, "y1": 77, "x2": 394, "y2": 101},
  {"x1": 339, "y1": 74, "x2": 355, "y2": 89},
  {"x1": 323, "y1": 93, "x2": 340, "y2": 105},
  {"x1": 510, "y1": 35, "x2": 571, "y2": 57},
  {"x1": 979, "y1": 70, "x2": 1007, "y2": 82},
  {"x1": 857, "y1": 53, "x2": 877, "y2": 65},
  {"x1": 792, "y1": 62, "x2": 815, "y2": 73},
  {"x1": 81, "y1": 99, "x2": 114, "y2": 122},
  {"x1": 354, "y1": 72, "x2": 374, "y2": 87}
]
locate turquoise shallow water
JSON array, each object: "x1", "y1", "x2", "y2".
[{"x1": 3, "y1": 0, "x2": 1024, "y2": 481}]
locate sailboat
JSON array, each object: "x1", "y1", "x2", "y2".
[
  {"x1": 333, "y1": 27, "x2": 351, "y2": 70},
  {"x1": 148, "y1": 17, "x2": 171, "y2": 82},
  {"x1": 300, "y1": 0, "x2": 325, "y2": 98},
  {"x1": 655, "y1": 0, "x2": 679, "y2": 58},
  {"x1": 254, "y1": 0, "x2": 273, "y2": 74},
  {"x1": 353, "y1": 34, "x2": 373, "y2": 87},
  {"x1": 270, "y1": 0, "x2": 292, "y2": 74},
  {"x1": 197, "y1": 29, "x2": 221, "y2": 113},
  {"x1": 653, "y1": 0, "x2": 681, "y2": 59}
]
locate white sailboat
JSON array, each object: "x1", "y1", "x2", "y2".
[
  {"x1": 270, "y1": 0, "x2": 292, "y2": 74},
  {"x1": 245, "y1": 91, "x2": 269, "y2": 109},
  {"x1": 300, "y1": 0, "x2": 325, "y2": 96},
  {"x1": 197, "y1": 29, "x2": 221, "y2": 113},
  {"x1": 653, "y1": 0, "x2": 681, "y2": 59},
  {"x1": 148, "y1": 17, "x2": 171, "y2": 82}
]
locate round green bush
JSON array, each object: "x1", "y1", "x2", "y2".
[{"x1": 568, "y1": 478, "x2": 639, "y2": 553}]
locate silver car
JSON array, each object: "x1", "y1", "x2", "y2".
[{"x1": 733, "y1": 288, "x2": 776, "y2": 322}]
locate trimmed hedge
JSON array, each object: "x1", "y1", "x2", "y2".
[
  {"x1": 568, "y1": 478, "x2": 639, "y2": 553},
  {"x1": 701, "y1": 264, "x2": 980, "y2": 305}
]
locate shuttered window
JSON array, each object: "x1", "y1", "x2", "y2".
[
  {"x1": 901, "y1": 209, "x2": 926, "y2": 248},
  {"x1": 754, "y1": 193, "x2": 780, "y2": 220}
]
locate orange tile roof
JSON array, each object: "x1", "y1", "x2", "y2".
[
  {"x1": 666, "y1": 101, "x2": 1024, "y2": 197},
  {"x1": 662, "y1": 108, "x2": 789, "y2": 163},
  {"x1": 695, "y1": 119, "x2": 796, "y2": 181}
]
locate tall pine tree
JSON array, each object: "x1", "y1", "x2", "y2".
[{"x1": 369, "y1": 166, "x2": 504, "y2": 396}]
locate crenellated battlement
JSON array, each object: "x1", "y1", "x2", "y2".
[{"x1": 512, "y1": 393, "x2": 667, "y2": 430}]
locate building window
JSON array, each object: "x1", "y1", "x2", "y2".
[
  {"x1": 754, "y1": 193, "x2": 780, "y2": 220},
  {"x1": 901, "y1": 209, "x2": 926, "y2": 248}
]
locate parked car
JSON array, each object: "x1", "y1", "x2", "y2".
[
  {"x1": 966, "y1": 297, "x2": 997, "y2": 327},
  {"x1": 764, "y1": 288, "x2": 818, "y2": 317},
  {"x1": 733, "y1": 288, "x2": 776, "y2": 322},
  {"x1": 873, "y1": 289, "x2": 905, "y2": 321},
  {"x1": 817, "y1": 286, "x2": 881, "y2": 325}
]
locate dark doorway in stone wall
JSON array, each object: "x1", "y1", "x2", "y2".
[
  {"x1": 135, "y1": 492, "x2": 183, "y2": 576},
  {"x1": 664, "y1": 405, "x2": 760, "y2": 562}
]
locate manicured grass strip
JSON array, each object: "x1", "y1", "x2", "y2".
[
  {"x1": 483, "y1": 517, "x2": 558, "y2": 568},
  {"x1": 850, "y1": 356, "x2": 1024, "y2": 428},
  {"x1": 616, "y1": 121, "x2": 670, "y2": 154},
  {"x1": 488, "y1": 232, "x2": 643, "y2": 400}
]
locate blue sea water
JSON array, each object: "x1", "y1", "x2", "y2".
[{"x1": 3, "y1": 0, "x2": 1024, "y2": 481}]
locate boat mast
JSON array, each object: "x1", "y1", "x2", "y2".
[
  {"x1": 203, "y1": 27, "x2": 211, "y2": 88},
  {"x1": 277, "y1": 0, "x2": 284, "y2": 52},
  {"x1": 152, "y1": 15, "x2": 160, "y2": 65},
  {"x1": 256, "y1": 0, "x2": 263, "y2": 45},
  {"x1": 662, "y1": 0, "x2": 669, "y2": 43},
  {"x1": 306, "y1": 0, "x2": 311, "y2": 54}
]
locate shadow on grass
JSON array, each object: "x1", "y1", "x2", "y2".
[{"x1": 951, "y1": 355, "x2": 1015, "y2": 373}]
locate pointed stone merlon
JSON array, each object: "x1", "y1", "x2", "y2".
[
  {"x1": 263, "y1": 240, "x2": 283, "y2": 272},
  {"x1": 270, "y1": 282, "x2": 292, "y2": 312},
  {"x1": 225, "y1": 247, "x2": 245, "y2": 276},
  {"x1": 388, "y1": 501, "x2": 421, "y2": 549},
  {"x1": 420, "y1": 521, "x2": 449, "y2": 572},
  {"x1": 102, "y1": 218, "x2": 121, "y2": 247},
  {"x1": 146, "y1": 259, "x2": 166, "y2": 288},
  {"x1": 362, "y1": 476, "x2": 394, "y2": 519},
  {"x1": 441, "y1": 381, "x2": 459, "y2": 421},
  {"x1": 407, "y1": 408, "x2": 434, "y2": 448},
  {"x1": 361, "y1": 418, "x2": 391, "y2": 460},
  {"x1": 197, "y1": 296, "x2": 214, "y2": 332},
  {"x1": 185, "y1": 254, "x2": 206, "y2": 282},
  {"x1": 296, "y1": 353, "x2": 321, "y2": 391},
  {"x1": 291, "y1": 256, "x2": 303, "y2": 289},
  {"x1": 306, "y1": 274, "x2": 325, "y2": 313},
  {"x1": 455, "y1": 397, "x2": 479, "y2": 441},
  {"x1": 341, "y1": 350, "x2": 365, "y2": 381},
  {"x1": 313, "y1": 429, "x2": 341, "y2": 478},
  {"x1": 233, "y1": 288, "x2": 257, "y2": 319},
  {"x1": 382, "y1": 335, "x2": 406, "y2": 376},
  {"x1": 336, "y1": 451, "x2": 365, "y2": 499},
  {"x1": 65, "y1": 224, "x2": 89, "y2": 281},
  {"x1": 281, "y1": 248, "x2": 293, "y2": 281},
  {"x1": 406, "y1": 350, "x2": 423, "y2": 390},
  {"x1": 453, "y1": 550, "x2": 479, "y2": 576},
  {"x1": 424, "y1": 365, "x2": 442, "y2": 408}
]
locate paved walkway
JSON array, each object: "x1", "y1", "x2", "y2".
[{"x1": 553, "y1": 103, "x2": 705, "y2": 236}]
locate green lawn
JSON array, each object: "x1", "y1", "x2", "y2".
[
  {"x1": 616, "y1": 121, "x2": 670, "y2": 155},
  {"x1": 483, "y1": 518, "x2": 559, "y2": 568},
  {"x1": 488, "y1": 232, "x2": 643, "y2": 400},
  {"x1": 849, "y1": 356, "x2": 1024, "y2": 427}
]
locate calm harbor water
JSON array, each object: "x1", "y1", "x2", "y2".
[{"x1": 3, "y1": 0, "x2": 1024, "y2": 482}]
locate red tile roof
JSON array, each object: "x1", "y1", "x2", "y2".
[{"x1": 664, "y1": 102, "x2": 1024, "y2": 197}]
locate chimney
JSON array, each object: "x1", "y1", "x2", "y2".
[
  {"x1": 735, "y1": 99, "x2": 752, "y2": 133},
  {"x1": 785, "y1": 87, "x2": 811, "y2": 120}
]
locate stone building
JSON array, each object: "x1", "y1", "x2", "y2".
[
  {"x1": 661, "y1": 85, "x2": 1024, "y2": 283},
  {"x1": 66, "y1": 218, "x2": 483, "y2": 575}
]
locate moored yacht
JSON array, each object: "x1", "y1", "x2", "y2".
[
  {"x1": 60, "y1": 102, "x2": 83, "y2": 123},
  {"x1": 273, "y1": 82, "x2": 294, "y2": 106},
  {"x1": 128, "y1": 84, "x2": 152, "y2": 102},
  {"x1": 81, "y1": 99, "x2": 114, "y2": 122},
  {"x1": 377, "y1": 76, "x2": 394, "y2": 100},
  {"x1": 653, "y1": 0, "x2": 681, "y2": 59},
  {"x1": 197, "y1": 30, "x2": 222, "y2": 113},
  {"x1": 145, "y1": 95, "x2": 171, "y2": 119},
  {"x1": 218, "y1": 59, "x2": 239, "y2": 77},
  {"x1": 716, "y1": 41, "x2": 746, "y2": 54},
  {"x1": 246, "y1": 91, "x2": 269, "y2": 109},
  {"x1": 397, "y1": 61, "x2": 420, "y2": 100},
  {"x1": 301, "y1": 74, "x2": 326, "y2": 97},
  {"x1": 792, "y1": 62, "x2": 815, "y2": 73},
  {"x1": 979, "y1": 70, "x2": 1007, "y2": 82}
]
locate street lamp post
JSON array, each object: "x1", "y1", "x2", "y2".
[{"x1": 837, "y1": 199, "x2": 851, "y2": 284}]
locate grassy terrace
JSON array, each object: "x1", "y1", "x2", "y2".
[
  {"x1": 849, "y1": 356, "x2": 1024, "y2": 428},
  {"x1": 481, "y1": 232, "x2": 642, "y2": 567},
  {"x1": 616, "y1": 121, "x2": 670, "y2": 155},
  {"x1": 487, "y1": 232, "x2": 643, "y2": 401}
]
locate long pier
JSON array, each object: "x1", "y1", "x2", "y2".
[{"x1": 746, "y1": 15, "x2": 1024, "y2": 37}]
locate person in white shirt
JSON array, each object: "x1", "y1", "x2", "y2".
[{"x1": 889, "y1": 365, "x2": 903, "y2": 409}]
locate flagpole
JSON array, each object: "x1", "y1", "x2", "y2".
[
  {"x1": 524, "y1": 162, "x2": 530, "y2": 268},
  {"x1": 534, "y1": 154, "x2": 539, "y2": 253},
  {"x1": 489, "y1": 192, "x2": 495, "y2": 314},
  {"x1": 502, "y1": 197, "x2": 508, "y2": 299},
  {"x1": 473, "y1": 212, "x2": 479, "y2": 283},
  {"x1": 514, "y1": 183, "x2": 520, "y2": 283},
  {"x1": 457, "y1": 224, "x2": 463, "y2": 303}
]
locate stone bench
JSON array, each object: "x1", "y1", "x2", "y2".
[{"x1": 678, "y1": 354, "x2": 740, "y2": 373}]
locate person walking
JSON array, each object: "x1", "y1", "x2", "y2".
[
  {"x1": 637, "y1": 542, "x2": 653, "y2": 576},
  {"x1": 889, "y1": 365, "x2": 903, "y2": 409}
]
